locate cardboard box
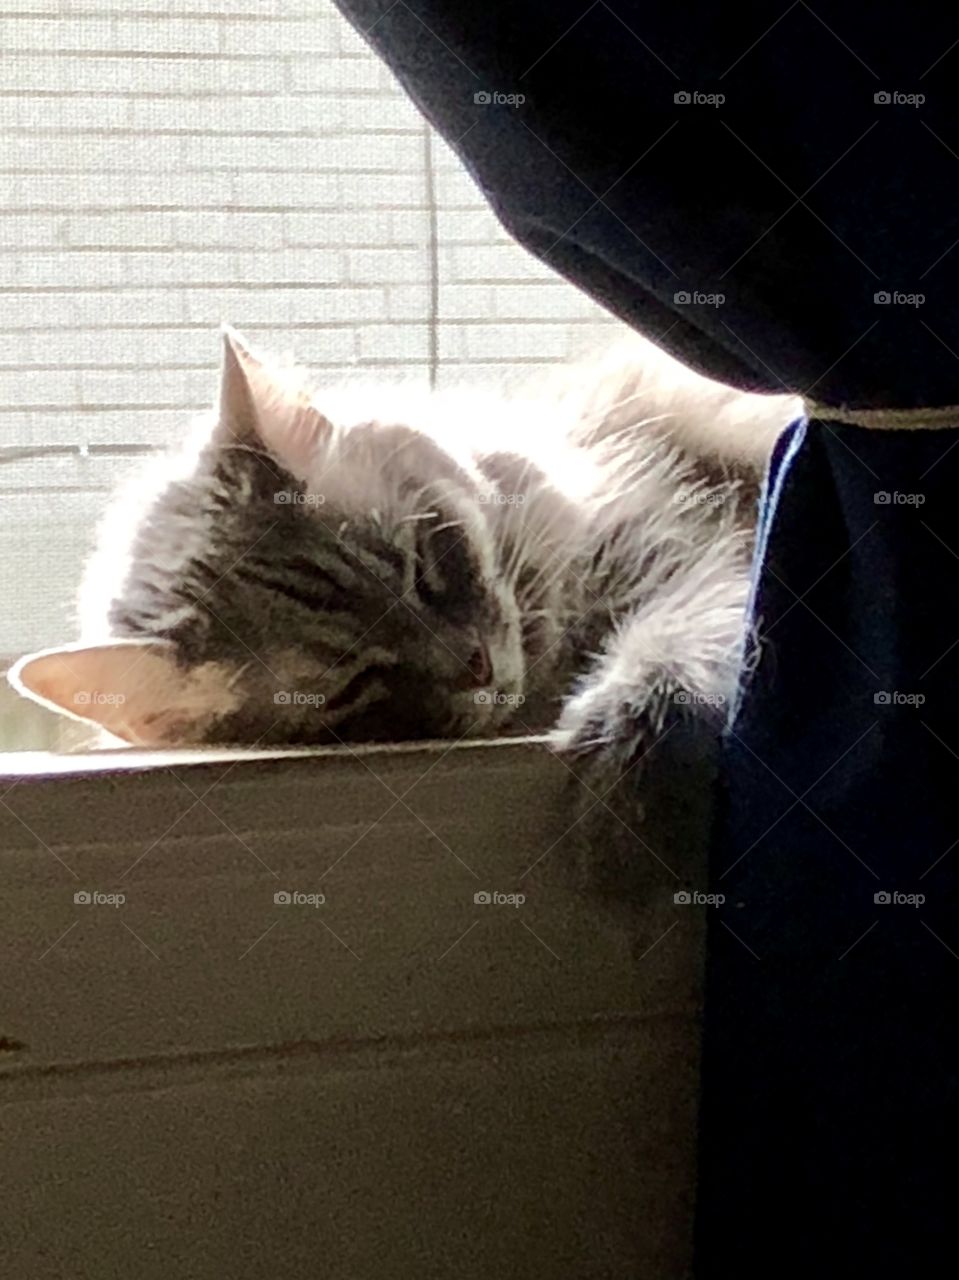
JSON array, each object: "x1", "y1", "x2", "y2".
[{"x1": 0, "y1": 738, "x2": 702, "y2": 1277}]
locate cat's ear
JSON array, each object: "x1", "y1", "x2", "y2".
[
  {"x1": 217, "y1": 324, "x2": 333, "y2": 481},
  {"x1": 8, "y1": 640, "x2": 237, "y2": 746}
]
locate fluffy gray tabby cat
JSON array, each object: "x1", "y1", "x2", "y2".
[{"x1": 12, "y1": 327, "x2": 799, "y2": 870}]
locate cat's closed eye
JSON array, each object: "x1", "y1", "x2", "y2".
[{"x1": 413, "y1": 517, "x2": 482, "y2": 622}]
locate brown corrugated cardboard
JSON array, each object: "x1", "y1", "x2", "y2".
[{"x1": 0, "y1": 738, "x2": 702, "y2": 1278}]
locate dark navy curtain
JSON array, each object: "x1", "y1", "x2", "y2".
[{"x1": 334, "y1": 2, "x2": 958, "y2": 1272}]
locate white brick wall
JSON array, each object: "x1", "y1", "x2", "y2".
[{"x1": 0, "y1": 1, "x2": 620, "y2": 742}]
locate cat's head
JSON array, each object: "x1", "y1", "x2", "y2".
[{"x1": 10, "y1": 328, "x2": 537, "y2": 747}]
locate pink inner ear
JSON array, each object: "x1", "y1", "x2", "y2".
[
  {"x1": 219, "y1": 326, "x2": 331, "y2": 483},
  {"x1": 9, "y1": 641, "x2": 242, "y2": 747},
  {"x1": 255, "y1": 393, "x2": 332, "y2": 485}
]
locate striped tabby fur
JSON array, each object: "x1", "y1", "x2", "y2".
[{"x1": 11, "y1": 327, "x2": 800, "y2": 773}]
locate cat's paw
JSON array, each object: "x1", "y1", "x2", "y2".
[{"x1": 552, "y1": 664, "x2": 677, "y2": 766}]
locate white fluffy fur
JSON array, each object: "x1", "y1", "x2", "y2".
[{"x1": 18, "y1": 326, "x2": 801, "y2": 753}]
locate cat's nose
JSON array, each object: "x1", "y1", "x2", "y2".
[{"x1": 461, "y1": 637, "x2": 492, "y2": 689}]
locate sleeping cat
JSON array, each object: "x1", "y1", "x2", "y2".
[{"x1": 10, "y1": 327, "x2": 800, "y2": 806}]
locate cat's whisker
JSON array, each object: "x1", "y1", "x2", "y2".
[
  {"x1": 396, "y1": 510, "x2": 439, "y2": 524},
  {"x1": 428, "y1": 518, "x2": 465, "y2": 536},
  {"x1": 514, "y1": 552, "x2": 577, "y2": 604}
]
